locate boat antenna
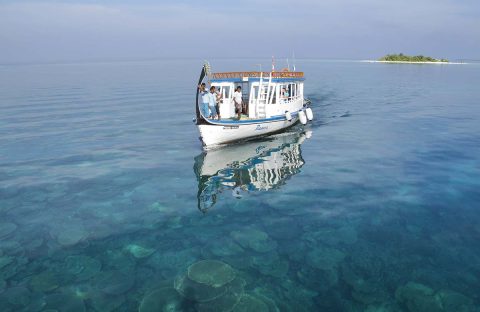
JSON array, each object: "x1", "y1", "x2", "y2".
[
  {"x1": 293, "y1": 51, "x2": 296, "y2": 71},
  {"x1": 271, "y1": 56, "x2": 275, "y2": 72},
  {"x1": 286, "y1": 58, "x2": 290, "y2": 71}
]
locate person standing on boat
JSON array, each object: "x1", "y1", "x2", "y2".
[
  {"x1": 199, "y1": 83, "x2": 210, "y2": 119},
  {"x1": 208, "y1": 86, "x2": 218, "y2": 120},
  {"x1": 215, "y1": 87, "x2": 222, "y2": 120},
  {"x1": 233, "y1": 86, "x2": 243, "y2": 119}
]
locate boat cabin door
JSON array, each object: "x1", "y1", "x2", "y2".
[
  {"x1": 216, "y1": 84, "x2": 234, "y2": 119},
  {"x1": 234, "y1": 81, "x2": 249, "y2": 103}
]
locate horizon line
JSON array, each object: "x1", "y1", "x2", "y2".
[{"x1": 2, "y1": 56, "x2": 478, "y2": 67}]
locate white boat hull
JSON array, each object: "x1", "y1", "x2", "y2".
[{"x1": 198, "y1": 116, "x2": 299, "y2": 147}]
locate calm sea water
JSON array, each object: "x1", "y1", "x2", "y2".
[{"x1": 0, "y1": 59, "x2": 479, "y2": 311}]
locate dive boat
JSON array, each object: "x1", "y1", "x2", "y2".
[{"x1": 194, "y1": 62, "x2": 313, "y2": 147}]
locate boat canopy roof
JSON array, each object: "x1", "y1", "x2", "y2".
[{"x1": 210, "y1": 71, "x2": 305, "y2": 83}]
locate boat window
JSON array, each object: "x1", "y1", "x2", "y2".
[
  {"x1": 267, "y1": 84, "x2": 276, "y2": 104},
  {"x1": 250, "y1": 84, "x2": 271, "y2": 103},
  {"x1": 260, "y1": 85, "x2": 269, "y2": 101},
  {"x1": 279, "y1": 84, "x2": 289, "y2": 103},
  {"x1": 271, "y1": 87, "x2": 276, "y2": 104},
  {"x1": 222, "y1": 86, "x2": 231, "y2": 99},
  {"x1": 251, "y1": 86, "x2": 259, "y2": 100}
]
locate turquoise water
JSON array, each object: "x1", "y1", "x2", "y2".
[{"x1": 1, "y1": 59, "x2": 480, "y2": 311}]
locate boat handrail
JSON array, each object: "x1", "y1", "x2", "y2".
[{"x1": 212, "y1": 71, "x2": 304, "y2": 79}]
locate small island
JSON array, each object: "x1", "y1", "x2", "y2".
[{"x1": 378, "y1": 53, "x2": 448, "y2": 63}]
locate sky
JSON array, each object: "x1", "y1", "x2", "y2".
[{"x1": 0, "y1": 0, "x2": 479, "y2": 63}]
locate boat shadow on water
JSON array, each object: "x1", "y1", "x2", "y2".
[{"x1": 193, "y1": 129, "x2": 312, "y2": 212}]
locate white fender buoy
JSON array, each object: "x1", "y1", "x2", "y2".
[
  {"x1": 299, "y1": 110, "x2": 307, "y2": 125},
  {"x1": 305, "y1": 107, "x2": 313, "y2": 121},
  {"x1": 305, "y1": 130, "x2": 313, "y2": 139},
  {"x1": 285, "y1": 111, "x2": 292, "y2": 121}
]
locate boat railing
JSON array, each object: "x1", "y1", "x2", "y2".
[
  {"x1": 279, "y1": 93, "x2": 303, "y2": 104},
  {"x1": 212, "y1": 71, "x2": 304, "y2": 79}
]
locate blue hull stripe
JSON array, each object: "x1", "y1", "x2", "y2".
[{"x1": 203, "y1": 112, "x2": 299, "y2": 126}]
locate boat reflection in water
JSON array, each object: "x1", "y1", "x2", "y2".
[{"x1": 193, "y1": 130, "x2": 311, "y2": 212}]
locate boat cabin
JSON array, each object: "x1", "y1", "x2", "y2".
[{"x1": 210, "y1": 71, "x2": 305, "y2": 119}]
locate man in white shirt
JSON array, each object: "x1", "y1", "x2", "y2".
[
  {"x1": 208, "y1": 86, "x2": 218, "y2": 119},
  {"x1": 233, "y1": 86, "x2": 243, "y2": 120},
  {"x1": 199, "y1": 83, "x2": 210, "y2": 118}
]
